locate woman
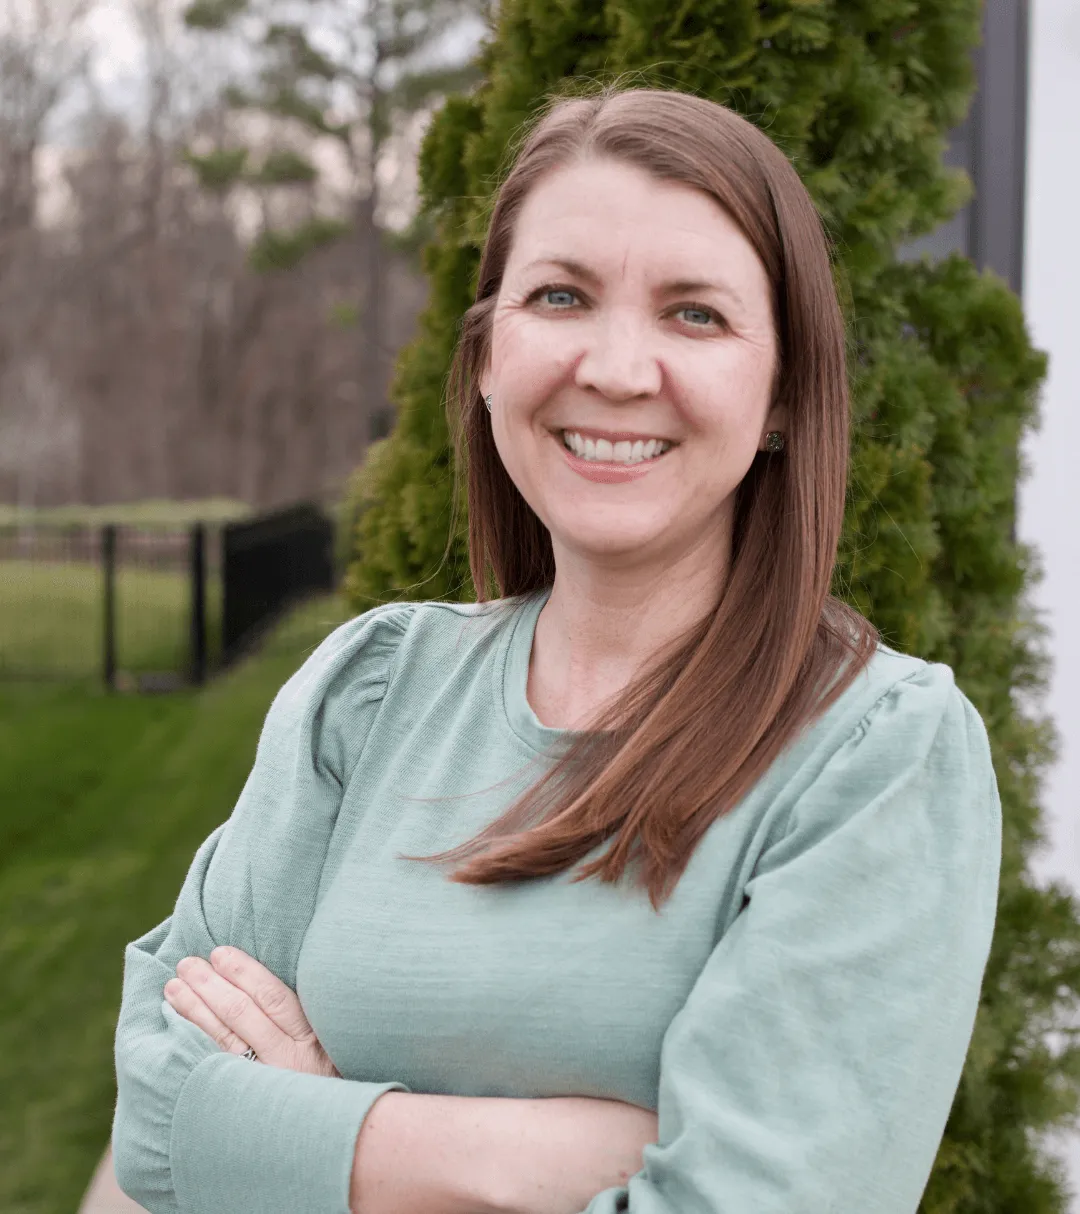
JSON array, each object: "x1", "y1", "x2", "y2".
[{"x1": 111, "y1": 84, "x2": 1001, "y2": 1214}]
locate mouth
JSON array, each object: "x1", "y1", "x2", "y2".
[{"x1": 557, "y1": 428, "x2": 677, "y2": 466}]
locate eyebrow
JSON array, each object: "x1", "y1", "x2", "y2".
[{"x1": 519, "y1": 257, "x2": 745, "y2": 308}]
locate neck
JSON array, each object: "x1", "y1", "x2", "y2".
[{"x1": 527, "y1": 535, "x2": 729, "y2": 731}]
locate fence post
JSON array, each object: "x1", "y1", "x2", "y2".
[
  {"x1": 189, "y1": 522, "x2": 207, "y2": 686},
  {"x1": 102, "y1": 524, "x2": 117, "y2": 691}
]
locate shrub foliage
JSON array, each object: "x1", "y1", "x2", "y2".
[{"x1": 342, "y1": 1, "x2": 1080, "y2": 1207}]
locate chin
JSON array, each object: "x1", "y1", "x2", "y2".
[{"x1": 552, "y1": 520, "x2": 667, "y2": 560}]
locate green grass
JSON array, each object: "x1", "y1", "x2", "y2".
[
  {"x1": 0, "y1": 561, "x2": 222, "y2": 679},
  {"x1": 0, "y1": 595, "x2": 350, "y2": 1214}
]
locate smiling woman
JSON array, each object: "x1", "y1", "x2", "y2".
[{"x1": 110, "y1": 84, "x2": 1001, "y2": 1214}]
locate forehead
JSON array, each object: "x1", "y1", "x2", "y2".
[{"x1": 505, "y1": 158, "x2": 765, "y2": 290}]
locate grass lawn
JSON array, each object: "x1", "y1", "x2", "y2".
[
  {"x1": 0, "y1": 594, "x2": 350, "y2": 1214},
  {"x1": 0, "y1": 561, "x2": 223, "y2": 680}
]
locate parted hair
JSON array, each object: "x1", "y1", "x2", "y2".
[{"x1": 403, "y1": 81, "x2": 880, "y2": 910}]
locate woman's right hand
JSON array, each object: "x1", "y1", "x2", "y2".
[{"x1": 501, "y1": 1095, "x2": 659, "y2": 1214}]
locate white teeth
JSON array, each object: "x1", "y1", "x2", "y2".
[{"x1": 561, "y1": 431, "x2": 672, "y2": 464}]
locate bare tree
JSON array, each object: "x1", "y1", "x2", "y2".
[
  {"x1": 0, "y1": 0, "x2": 440, "y2": 511},
  {"x1": 0, "y1": 0, "x2": 92, "y2": 415}
]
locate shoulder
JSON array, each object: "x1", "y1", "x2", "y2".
[
  {"x1": 275, "y1": 600, "x2": 418, "y2": 709},
  {"x1": 760, "y1": 643, "x2": 1001, "y2": 888},
  {"x1": 793, "y1": 641, "x2": 997, "y2": 832},
  {"x1": 277, "y1": 595, "x2": 523, "y2": 706},
  {"x1": 253, "y1": 601, "x2": 417, "y2": 783},
  {"x1": 262, "y1": 597, "x2": 518, "y2": 780},
  {"x1": 778, "y1": 639, "x2": 995, "y2": 800},
  {"x1": 832, "y1": 637, "x2": 980, "y2": 733},
  {"x1": 850, "y1": 642, "x2": 988, "y2": 752}
]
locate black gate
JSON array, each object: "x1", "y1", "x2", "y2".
[{"x1": 221, "y1": 504, "x2": 335, "y2": 666}]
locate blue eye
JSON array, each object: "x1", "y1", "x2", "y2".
[
  {"x1": 536, "y1": 287, "x2": 576, "y2": 307},
  {"x1": 681, "y1": 307, "x2": 715, "y2": 327}
]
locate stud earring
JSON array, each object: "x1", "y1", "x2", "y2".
[
  {"x1": 484, "y1": 394, "x2": 493, "y2": 413},
  {"x1": 765, "y1": 431, "x2": 785, "y2": 453}
]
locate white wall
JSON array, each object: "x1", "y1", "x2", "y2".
[{"x1": 1019, "y1": 0, "x2": 1080, "y2": 1206}]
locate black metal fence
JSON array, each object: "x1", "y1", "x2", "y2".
[
  {"x1": 0, "y1": 503, "x2": 336, "y2": 689},
  {"x1": 221, "y1": 504, "x2": 335, "y2": 666}
]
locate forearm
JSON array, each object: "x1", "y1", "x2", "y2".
[
  {"x1": 350, "y1": 1090, "x2": 656, "y2": 1214},
  {"x1": 349, "y1": 1091, "x2": 511, "y2": 1214}
]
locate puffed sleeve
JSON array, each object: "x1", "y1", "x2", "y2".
[
  {"x1": 582, "y1": 662, "x2": 1002, "y2": 1214},
  {"x1": 111, "y1": 602, "x2": 416, "y2": 1214}
]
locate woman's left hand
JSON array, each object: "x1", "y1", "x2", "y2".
[{"x1": 163, "y1": 946, "x2": 341, "y2": 1078}]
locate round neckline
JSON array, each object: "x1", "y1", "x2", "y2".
[{"x1": 501, "y1": 585, "x2": 584, "y2": 756}]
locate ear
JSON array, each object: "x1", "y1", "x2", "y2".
[{"x1": 760, "y1": 400, "x2": 789, "y2": 449}]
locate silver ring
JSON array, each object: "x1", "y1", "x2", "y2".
[{"x1": 240, "y1": 1046, "x2": 258, "y2": 1062}]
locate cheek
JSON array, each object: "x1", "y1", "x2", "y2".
[
  {"x1": 493, "y1": 313, "x2": 583, "y2": 383},
  {"x1": 491, "y1": 407, "x2": 543, "y2": 494},
  {"x1": 690, "y1": 353, "x2": 775, "y2": 432},
  {"x1": 491, "y1": 312, "x2": 545, "y2": 365},
  {"x1": 495, "y1": 443, "x2": 559, "y2": 536}
]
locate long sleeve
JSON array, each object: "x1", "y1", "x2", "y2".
[
  {"x1": 582, "y1": 662, "x2": 1002, "y2": 1214},
  {"x1": 111, "y1": 603, "x2": 415, "y2": 1214}
]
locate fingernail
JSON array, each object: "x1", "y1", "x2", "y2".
[{"x1": 210, "y1": 946, "x2": 231, "y2": 964}]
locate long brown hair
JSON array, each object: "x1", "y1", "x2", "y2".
[{"x1": 402, "y1": 80, "x2": 879, "y2": 910}]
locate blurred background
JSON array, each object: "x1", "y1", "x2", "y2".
[{"x1": 0, "y1": 0, "x2": 1077, "y2": 1208}]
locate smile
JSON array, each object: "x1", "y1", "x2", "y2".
[
  {"x1": 560, "y1": 429, "x2": 674, "y2": 465},
  {"x1": 555, "y1": 430, "x2": 676, "y2": 484}
]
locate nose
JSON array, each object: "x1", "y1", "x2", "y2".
[{"x1": 573, "y1": 306, "x2": 664, "y2": 403}]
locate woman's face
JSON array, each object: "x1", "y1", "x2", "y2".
[{"x1": 480, "y1": 156, "x2": 785, "y2": 575}]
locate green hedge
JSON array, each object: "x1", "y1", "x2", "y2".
[{"x1": 341, "y1": 2, "x2": 1080, "y2": 1208}]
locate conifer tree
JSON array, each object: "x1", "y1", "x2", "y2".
[
  {"x1": 343, "y1": 3, "x2": 1080, "y2": 1208},
  {"x1": 182, "y1": 0, "x2": 488, "y2": 438}
]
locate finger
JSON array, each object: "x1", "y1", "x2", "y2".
[
  {"x1": 174, "y1": 956, "x2": 283, "y2": 1055},
  {"x1": 208, "y1": 947, "x2": 316, "y2": 1042},
  {"x1": 164, "y1": 978, "x2": 251, "y2": 1055}
]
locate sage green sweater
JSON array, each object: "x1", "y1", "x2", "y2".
[{"x1": 111, "y1": 587, "x2": 1002, "y2": 1214}]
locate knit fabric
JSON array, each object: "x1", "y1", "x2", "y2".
[{"x1": 111, "y1": 586, "x2": 1001, "y2": 1214}]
